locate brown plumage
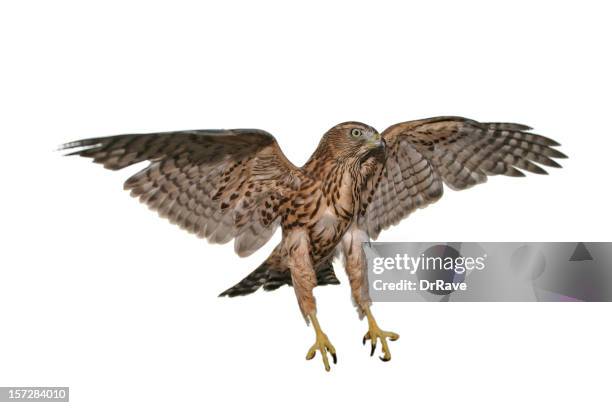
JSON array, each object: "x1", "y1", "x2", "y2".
[{"x1": 61, "y1": 116, "x2": 566, "y2": 370}]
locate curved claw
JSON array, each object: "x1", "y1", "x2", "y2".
[
  {"x1": 306, "y1": 334, "x2": 337, "y2": 372},
  {"x1": 363, "y1": 328, "x2": 399, "y2": 362}
]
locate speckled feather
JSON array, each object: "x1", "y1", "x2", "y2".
[
  {"x1": 360, "y1": 117, "x2": 566, "y2": 239},
  {"x1": 62, "y1": 129, "x2": 307, "y2": 258}
]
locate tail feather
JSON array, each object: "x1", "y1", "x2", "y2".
[
  {"x1": 316, "y1": 262, "x2": 341, "y2": 285},
  {"x1": 219, "y1": 259, "x2": 340, "y2": 297},
  {"x1": 218, "y1": 263, "x2": 269, "y2": 297}
]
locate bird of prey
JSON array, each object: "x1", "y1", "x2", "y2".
[{"x1": 61, "y1": 116, "x2": 566, "y2": 371}]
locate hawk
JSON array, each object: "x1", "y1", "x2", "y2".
[{"x1": 61, "y1": 116, "x2": 566, "y2": 371}]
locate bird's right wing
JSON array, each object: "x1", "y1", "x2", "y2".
[
  {"x1": 361, "y1": 116, "x2": 566, "y2": 239},
  {"x1": 61, "y1": 129, "x2": 306, "y2": 256}
]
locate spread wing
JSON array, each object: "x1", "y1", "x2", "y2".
[
  {"x1": 61, "y1": 129, "x2": 305, "y2": 256},
  {"x1": 361, "y1": 116, "x2": 567, "y2": 239}
]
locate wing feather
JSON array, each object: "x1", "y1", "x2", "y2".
[
  {"x1": 361, "y1": 117, "x2": 566, "y2": 238},
  {"x1": 61, "y1": 129, "x2": 303, "y2": 256}
]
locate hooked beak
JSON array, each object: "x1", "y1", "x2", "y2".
[{"x1": 368, "y1": 133, "x2": 385, "y2": 149}]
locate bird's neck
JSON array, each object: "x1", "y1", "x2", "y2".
[{"x1": 303, "y1": 154, "x2": 374, "y2": 219}]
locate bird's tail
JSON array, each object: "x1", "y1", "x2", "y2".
[{"x1": 218, "y1": 259, "x2": 340, "y2": 297}]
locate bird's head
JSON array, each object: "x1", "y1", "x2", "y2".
[{"x1": 320, "y1": 122, "x2": 385, "y2": 162}]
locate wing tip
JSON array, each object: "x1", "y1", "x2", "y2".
[
  {"x1": 508, "y1": 168, "x2": 526, "y2": 177},
  {"x1": 57, "y1": 138, "x2": 104, "y2": 156}
]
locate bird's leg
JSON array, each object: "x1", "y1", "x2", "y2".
[
  {"x1": 341, "y1": 227, "x2": 399, "y2": 361},
  {"x1": 305, "y1": 312, "x2": 337, "y2": 372},
  {"x1": 362, "y1": 305, "x2": 399, "y2": 362},
  {"x1": 286, "y1": 230, "x2": 337, "y2": 372}
]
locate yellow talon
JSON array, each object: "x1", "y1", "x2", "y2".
[
  {"x1": 363, "y1": 306, "x2": 399, "y2": 362},
  {"x1": 306, "y1": 313, "x2": 337, "y2": 372}
]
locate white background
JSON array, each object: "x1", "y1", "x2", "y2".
[{"x1": 1, "y1": 1, "x2": 611, "y2": 407}]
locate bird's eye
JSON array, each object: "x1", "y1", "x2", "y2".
[{"x1": 350, "y1": 128, "x2": 362, "y2": 138}]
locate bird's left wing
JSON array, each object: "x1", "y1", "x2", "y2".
[
  {"x1": 360, "y1": 116, "x2": 566, "y2": 239},
  {"x1": 61, "y1": 129, "x2": 305, "y2": 256}
]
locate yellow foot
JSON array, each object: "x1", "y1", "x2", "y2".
[
  {"x1": 306, "y1": 313, "x2": 337, "y2": 372},
  {"x1": 363, "y1": 307, "x2": 399, "y2": 362}
]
